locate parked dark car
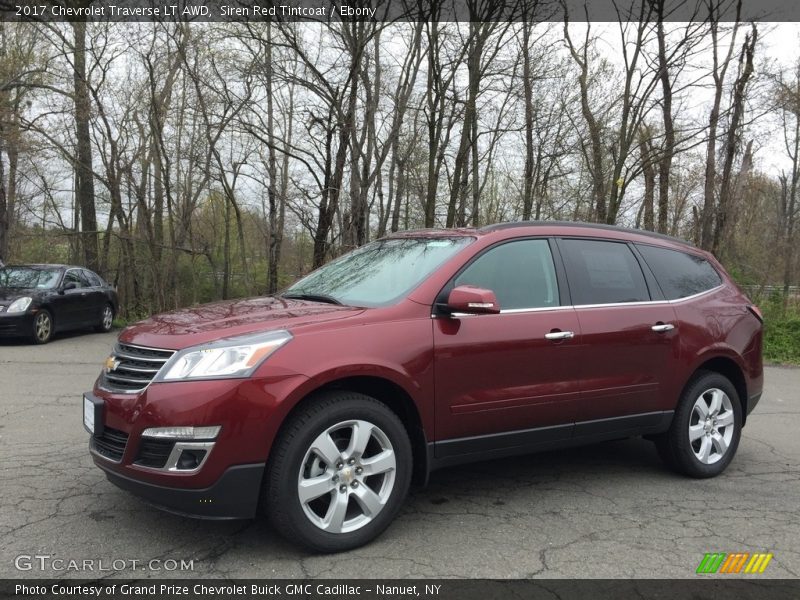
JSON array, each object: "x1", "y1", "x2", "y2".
[
  {"x1": 85, "y1": 222, "x2": 763, "y2": 552},
  {"x1": 0, "y1": 264, "x2": 118, "y2": 344}
]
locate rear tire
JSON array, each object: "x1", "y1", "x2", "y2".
[
  {"x1": 655, "y1": 371, "x2": 742, "y2": 478},
  {"x1": 95, "y1": 303, "x2": 114, "y2": 333},
  {"x1": 265, "y1": 391, "x2": 412, "y2": 553}
]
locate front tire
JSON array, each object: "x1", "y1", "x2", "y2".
[
  {"x1": 656, "y1": 371, "x2": 742, "y2": 478},
  {"x1": 266, "y1": 391, "x2": 412, "y2": 553},
  {"x1": 31, "y1": 310, "x2": 53, "y2": 344}
]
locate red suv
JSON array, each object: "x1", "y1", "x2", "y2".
[{"x1": 85, "y1": 222, "x2": 763, "y2": 552}]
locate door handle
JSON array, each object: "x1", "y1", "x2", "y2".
[
  {"x1": 651, "y1": 323, "x2": 675, "y2": 333},
  {"x1": 545, "y1": 330, "x2": 575, "y2": 340}
]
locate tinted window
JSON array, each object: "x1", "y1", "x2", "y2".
[
  {"x1": 64, "y1": 270, "x2": 89, "y2": 289},
  {"x1": 454, "y1": 239, "x2": 559, "y2": 310},
  {"x1": 636, "y1": 244, "x2": 722, "y2": 300},
  {"x1": 560, "y1": 239, "x2": 650, "y2": 305},
  {"x1": 83, "y1": 270, "x2": 102, "y2": 287}
]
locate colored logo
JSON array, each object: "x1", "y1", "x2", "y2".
[
  {"x1": 105, "y1": 356, "x2": 120, "y2": 372},
  {"x1": 696, "y1": 552, "x2": 773, "y2": 574}
]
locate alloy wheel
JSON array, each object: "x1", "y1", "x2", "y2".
[
  {"x1": 34, "y1": 312, "x2": 51, "y2": 342},
  {"x1": 102, "y1": 306, "x2": 113, "y2": 330},
  {"x1": 297, "y1": 419, "x2": 396, "y2": 534},
  {"x1": 689, "y1": 388, "x2": 735, "y2": 465}
]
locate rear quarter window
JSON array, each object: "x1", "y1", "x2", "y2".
[{"x1": 636, "y1": 244, "x2": 722, "y2": 300}]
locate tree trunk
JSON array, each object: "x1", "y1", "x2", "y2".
[
  {"x1": 712, "y1": 25, "x2": 757, "y2": 256},
  {"x1": 72, "y1": 20, "x2": 99, "y2": 270},
  {"x1": 656, "y1": 13, "x2": 674, "y2": 234},
  {"x1": 639, "y1": 129, "x2": 656, "y2": 231}
]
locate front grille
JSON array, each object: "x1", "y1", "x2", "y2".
[
  {"x1": 135, "y1": 438, "x2": 175, "y2": 469},
  {"x1": 91, "y1": 427, "x2": 129, "y2": 462},
  {"x1": 100, "y1": 343, "x2": 175, "y2": 394}
]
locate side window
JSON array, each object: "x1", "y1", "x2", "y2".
[
  {"x1": 83, "y1": 270, "x2": 102, "y2": 287},
  {"x1": 560, "y1": 239, "x2": 650, "y2": 305},
  {"x1": 64, "y1": 270, "x2": 89, "y2": 289},
  {"x1": 453, "y1": 239, "x2": 559, "y2": 310},
  {"x1": 636, "y1": 244, "x2": 722, "y2": 300}
]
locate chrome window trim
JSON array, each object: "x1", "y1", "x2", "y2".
[
  {"x1": 432, "y1": 284, "x2": 724, "y2": 318},
  {"x1": 572, "y1": 299, "x2": 667, "y2": 309},
  {"x1": 571, "y1": 284, "x2": 724, "y2": 309},
  {"x1": 667, "y1": 284, "x2": 724, "y2": 304},
  {"x1": 500, "y1": 306, "x2": 574, "y2": 314}
]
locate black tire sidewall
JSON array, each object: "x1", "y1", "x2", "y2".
[
  {"x1": 267, "y1": 393, "x2": 413, "y2": 553},
  {"x1": 669, "y1": 372, "x2": 742, "y2": 478}
]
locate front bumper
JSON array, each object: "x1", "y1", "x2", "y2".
[
  {"x1": 0, "y1": 312, "x2": 32, "y2": 337},
  {"x1": 98, "y1": 461, "x2": 265, "y2": 519},
  {"x1": 86, "y1": 371, "x2": 308, "y2": 519}
]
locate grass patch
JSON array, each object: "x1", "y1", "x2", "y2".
[{"x1": 762, "y1": 302, "x2": 800, "y2": 365}]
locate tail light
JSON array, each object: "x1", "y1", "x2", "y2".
[{"x1": 747, "y1": 305, "x2": 764, "y2": 323}]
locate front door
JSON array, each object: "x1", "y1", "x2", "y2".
[
  {"x1": 433, "y1": 238, "x2": 582, "y2": 459},
  {"x1": 59, "y1": 269, "x2": 92, "y2": 327}
]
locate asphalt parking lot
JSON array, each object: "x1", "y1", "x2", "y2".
[{"x1": 1, "y1": 331, "x2": 799, "y2": 579}]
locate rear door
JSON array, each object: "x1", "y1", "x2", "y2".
[
  {"x1": 557, "y1": 238, "x2": 679, "y2": 428},
  {"x1": 81, "y1": 269, "x2": 106, "y2": 324},
  {"x1": 433, "y1": 238, "x2": 582, "y2": 459}
]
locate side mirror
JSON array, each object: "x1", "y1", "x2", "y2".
[
  {"x1": 61, "y1": 282, "x2": 77, "y2": 293},
  {"x1": 446, "y1": 285, "x2": 501, "y2": 315}
]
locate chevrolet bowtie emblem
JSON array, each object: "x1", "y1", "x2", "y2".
[{"x1": 105, "y1": 356, "x2": 120, "y2": 372}]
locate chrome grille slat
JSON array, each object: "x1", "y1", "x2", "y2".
[
  {"x1": 112, "y1": 350, "x2": 171, "y2": 363},
  {"x1": 114, "y1": 365, "x2": 160, "y2": 374},
  {"x1": 100, "y1": 342, "x2": 175, "y2": 394},
  {"x1": 105, "y1": 373, "x2": 153, "y2": 385}
]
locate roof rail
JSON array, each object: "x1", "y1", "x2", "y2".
[{"x1": 478, "y1": 220, "x2": 696, "y2": 248}]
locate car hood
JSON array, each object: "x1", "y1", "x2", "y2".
[
  {"x1": 0, "y1": 287, "x2": 45, "y2": 303},
  {"x1": 118, "y1": 296, "x2": 365, "y2": 349}
]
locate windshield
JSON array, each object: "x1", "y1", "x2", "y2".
[
  {"x1": 285, "y1": 237, "x2": 474, "y2": 307},
  {"x1": 0, "y1": 267, "x2": 62, "y2": 289}
]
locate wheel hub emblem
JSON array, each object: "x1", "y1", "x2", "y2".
[{"x1": 340, "y1": 467, "x2": 355, "y2": 485}]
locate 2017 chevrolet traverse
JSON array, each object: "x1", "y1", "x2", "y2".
[{"x1": 84, "y1": 222, "x2": 763, "y2": 552}]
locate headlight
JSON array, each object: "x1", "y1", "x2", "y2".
[
  {"x1": 156, "y1": 330, "x2": 292, "y2": 382},
  {"x1": 7, "y1": 297, "x2": 32, "y2": 314}
]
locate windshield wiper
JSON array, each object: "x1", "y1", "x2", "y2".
[{"x1": 281, "y1": 292, "x2": 342, "y2": 305}]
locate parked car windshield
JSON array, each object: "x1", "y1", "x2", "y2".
[
  {"x1": 284, "y1": 237, "x2": 474, "y2": 307},
  {"x1": 0, "y1": 267, "x2": 62, "y2": 289}
]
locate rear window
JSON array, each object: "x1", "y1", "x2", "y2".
[
  {"x1": 559, "y1": 239, "x2": 650, "y2": 305},
  {"x1": 636, "y1": 244, "x2": 722, "y2": 300}
]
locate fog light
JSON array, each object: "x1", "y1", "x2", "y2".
[
  {"x1": 176, "y1": 449, "x2": 207, "y2": 470},
  {"x1": 141, "y1": 426, "x2": 220, "y2": 440}
]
